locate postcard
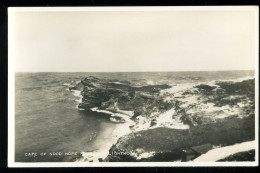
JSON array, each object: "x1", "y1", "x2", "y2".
[{"x1": 8, "y1": 6, "x2": 259, "y2": 167}]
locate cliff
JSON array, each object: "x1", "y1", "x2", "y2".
[
  {"x1": 70, "y1": 76, "x2": 255, "y2": 162},
  {"x1": 70, "y1": 76, "x2": 173, "y2": 118},
  {"x1": 106, "y1": 115, "x2": 254, "y2": 162}
]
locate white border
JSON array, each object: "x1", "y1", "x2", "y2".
[
  {"x1": 8, "y1": 7, "x2": 16, "y2": 168},
  {"x1": 7, "y1": 6, "x2": 259, "y2": 12},
  {"x1": 8, "y1": 6, "x2": 259, "y2": 167},
  {"x1": 254, "y1": 5, "x2": 259, "y2": 166}
]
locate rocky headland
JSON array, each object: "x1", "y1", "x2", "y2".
[{"x1": 70, "y1": 76, "x2": 255, "y2": 162}]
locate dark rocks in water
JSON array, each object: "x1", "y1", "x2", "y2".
[
  {"x1": 82, "y1": 76, "x2": 100, "y2": 83},
  {"x1": 69, "y1": 82, "x2": 84, "y2": 91},
  {"x1": 110, "y1": 116, "x2": 126, "y2": 123},
  {"x1": 78, "y1": 102, "x2": 97, "y2": 109}
]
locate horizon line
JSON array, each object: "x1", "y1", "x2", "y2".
[{"x1": 14, "y1": 69, "x2": 255, "y2": 73}]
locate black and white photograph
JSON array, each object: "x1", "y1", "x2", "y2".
[{"x1": 8, "y1": 6, "x2": 258, "y2": 167}]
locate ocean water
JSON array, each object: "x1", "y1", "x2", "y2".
[{"x1": 15, "y1": 71, "x2": 254, "y2": 162}]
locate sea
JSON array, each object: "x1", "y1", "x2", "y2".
[{"x1": 14, "y1": 71, "x2": 254, "y2": 162}]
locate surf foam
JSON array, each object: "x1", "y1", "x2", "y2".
[{"x1": 76, "y1": 108, "x2": 135, "y2": 162}]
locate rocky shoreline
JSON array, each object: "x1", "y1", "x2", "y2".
[
  {"x1": 69, "y1": 76, "x2": 255, "y2": 162},
  {"x1": 106, "y1": 116, "x2": 255, "y2": 162}
]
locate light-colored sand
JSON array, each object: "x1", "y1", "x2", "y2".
[
  {"x1": 77, "y1": 108, "x2": 135, "y2": 162},
  {"x1": 193, "y1": 140, "x2": 255, "y2": 162}
]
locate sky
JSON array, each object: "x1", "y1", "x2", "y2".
[{"x1": 12, "y1": 8, "x2": 258, "y2": 72}]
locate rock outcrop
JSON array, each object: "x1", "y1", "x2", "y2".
[
  {"x1": 107, "y1": 115, "x2": 255, "y2": 162},
  {"x1": 70, "y1": 76, "x2": 172, "y2": 118},
  {"x1": 69, "y1": 76, "x2": 255, "y2": 162},
  {"x1": 162, "y1": 79, "x2": 255, "y2": 127}
]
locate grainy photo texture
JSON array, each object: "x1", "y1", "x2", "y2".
[{"x1": 8, "y1": 7, "x2": 259, "y2": 167}]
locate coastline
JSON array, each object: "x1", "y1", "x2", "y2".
[
  {"x1": 70, "y1": 84, "x2": 136, "y2": 161},
  {"x1": 76, "y1": 108, "x2": 135, "y2": 162},
  {"x1": 68, "y1": 75, "x2": 255, "y2": 162}
]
